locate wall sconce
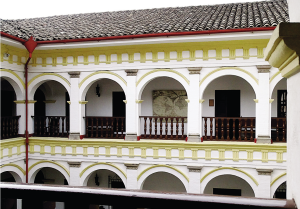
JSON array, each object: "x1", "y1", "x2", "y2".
[
  {"x1": 3, "y1": 53, "x2": 10, "y2": 58},
  {"x1": 96, "y1": 84, "x2": 100, "y2": 97},
  {"x1": 95, "y1": 173, "x2": 99, "y2": 186}
]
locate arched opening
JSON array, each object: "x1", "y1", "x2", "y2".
[
  {"x1": 202, "y1": 75, "x2": 256, "y2": 141},
  {"x1": 1, "y1": 78, "x2": 19, "y2": 139},
  {"x1": 142, "y1": 172, "x2": 186, "y2": 192},
  {"x1": 32, "y1": 81, "x2": 70, "y2": 137},
  {"x1": 273, "y1": 182, "x2": 286, "y2": 199},
  {"x1": 140, "y1": 77, "x2": 188, "y2": 140},
  {"x1": 84, "y1": 79, "x2": 126, "y2": 139},
  {"x1": 271, "y1": 78, "x2": 287, "y2": 142},
  {"x1": 1, "y1": 171, "x2": 18, "y2": 209},
  {"x1": 203, "y1": 174, "x2": 255, "y2": 197}
]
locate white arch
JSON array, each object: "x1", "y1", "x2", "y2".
[
  {"x1": 200, "y1": 69, "x2": 258, "y2": 99},
  {"x1": 270, "y1": 75, "x2": 286, "y2": 97},
  {"x1": 28, "y1": 162, "x2": 70, "y2": 184},
  {"x1": 80, "y1": 73, "x2": 127, "y2": 101},
  {"x1": 28, "y1": 74, "x2": 71, "y2": 100},
  {"x1": 81, "y1": 164, "x2": 127, "y2": 187},
  {"x1": 271, "y1": 174, "x2": 287, "y2": 198},
  {"x1": 201, "y1": 169, "x2": 257, "y2": 197},
  {"x1": 138, "y1": 166, "x2": 188, "y2": 192},
  {"x1": 0, "y1": 70, "x2": 24, "y2": 100},
  {"x1": 0, "y1": 166, "x2": 24, "y2": 183},
  {"x1": 137, "y1": 71, "x2": 190, "y2": 99}
]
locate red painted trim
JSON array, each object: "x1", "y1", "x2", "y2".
[
  {"x1": 1, "y1": 32, "x2": 26, "y2": 43},
  {"x1": 137, "y1": 136, "x2": 141, "y2": 141},
  {"x1": 80, "y1": 135, "x2": 85, "y2": 140},
  {"x1": 1, "y1": 27, "x2": 276, "y2": 45}
]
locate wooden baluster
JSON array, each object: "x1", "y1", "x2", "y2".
[
  {"x1": 165, "y1": 117, "x2": 169, "y2": 139},
  {"x1": 170, "y1": 117, "x2": 174, "y2": 140},
  {"x1": 9, "y1": 117, "x2": 12, "y2": 138},
  {"x1": 204, "y1": 117, "x2": 208, "y2": 140},
  {"x1": 160, "y1": 117, "x2": 163, "y2": 139},
  {"x1": 250, "y1": 118, "x2": 254, "y2": 141},
  {"x1": 48, "y1": 117, "x2": 51, "y2": 137},
  {"x1": 57, "y1": 117, "x2": 60, "y2": 137},
  {"x1": 227, "y1": 118, "x2": 230, "y2": 140},
  {"x1": 176, "y1": 118, "x2": 179, "y2": 140},
  {"x1": 67, "y1": 116, "x2": 69, "y2": 135},
  {"x1": 282, "y1": 118, "x2": 286, "y2": 142},
  {"x1": 215, "y1": 118, "x2": 219, "y2": 140},
  {"x1": 91, "y1": 117, "x2": 94, "y2": 138},
  {"x1": 111, "y1": 118, "x2": 114, "y2": 138},
  {"x1": 238, "y1": 118, "x2": 242, "y2": 141},
  {"x1": 276, "y1": 118, "x2": 279, "y2": 142},
  {"x1": 116, "y1": 118, "x2": 119, "y2": 138},
  {"x1": 86, "y1": 117, "x2": 89, "y2": 138},
  {"x1": 232, "y1": 119, "x2": 236, "y2": 140},
  {"x1": 34, "y1": 117, "x2": 37, "y2": 136},
  {"x1": 181, "y1": 118, "x2": 185, "y2": 139},
  {"x1": 144, "y1": 117, "x2": 147, "y2": 138},
  {"x1": 95, "y1": 118, "x2": 98, "y2": 138},
  {"x1": 210, "y1": 117, "x2": 213, "y2": 140},
  {"x1": 6, "y1": 118, "x2": 9, "y2": 138},
  {"x1": 121, "y1": 118, "x2": 124, "y2": 139},
  {"x1": 154, "y1": 118, "x2": 158, "y2": 139},
  {"x1": 101, "y1": 118, "x2": 104, "y2": 138},
  {"x1": 149, "y1": 117, "x2": 152, "y2": 139},
  {"x1": 61, "y1": 117, "x2": 65, "y2": 137},
  {"x1": 221, "y1": 118, "x2": 224, "y2": 140},
  {"x1": 244, "y1": 119, "x2": 248, "y2": 141}
]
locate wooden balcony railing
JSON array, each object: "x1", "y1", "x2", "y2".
[
  {"x1": 140, "y1": 116, "x2": 187, "y2": 140},
  {"x1": 271, "y1": 117, "x2": 286, "y2": 142},
  {"x1": 202, "y1": 117, "x2": 255, "y2": 141},
  {"x1": 32, "y1": 116, "x2": 69, "y2": 137},
  {"x1": 1, "y1": 116, "x2": 21, "y2": 139},
  {"x1": 84, "y1": 117, "x2": 125, "y2": 138}
]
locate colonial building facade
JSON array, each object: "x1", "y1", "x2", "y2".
[{"x1": 0, "y1": 0, "x2": 291, "y2": 208}]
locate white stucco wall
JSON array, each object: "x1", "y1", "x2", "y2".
[
  {"x1": 142, "y1": 172, "x2": 186, "y2": 192},
  {"x1": 202, "y1": 75, "x2": 256, "y2": 117},
  {"x1": 203, "y1": 175, "x2": 255, "y2": 197},
  {"x1": 271, "y1": 78, "x2": 287, "y2": 117},
  {"x1": 86, "y1": 79, "x2": 123, "y2": 117}
]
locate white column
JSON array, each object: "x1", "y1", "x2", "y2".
[
  {"x1": 255, "y1": 66, "x2": 272, "y2": 143},
  {"x1": 68, "y1": 72, "x2": 80, "y2": 140},
  {"x1": 188, "y1": 166, "x2": 202, "y2": 194},
  {"x1": 256, "y1": 168, "x2": 272, "y2": 198},
  {"x1": 125, "y1": 163, "x2": 139, "y2": 189},
  {"x1": 28, "y1": 101, "x2": 36, "y2": 135},
  {"x1": 14, "y1": 101, "x2": 26, "y2": 135},
  {"x1": 187, "y1": 68, "x2": 201, "y2": 142},
  {"x1": 125, "y1": 70, "x2": 138, "y2": 141},
  {"x1": 68, "y1": 161, "x2": 81, "y2": 186}
]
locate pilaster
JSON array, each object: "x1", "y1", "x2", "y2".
[
  {"x1": 68, "y1": 72, "x2": 80, "y2": 140},
  {"x1": 256, "y1": 168, "x2": 273, "y2": 198},
  {"x1": 255, "y1": 65, "x2": 272, "y2": 143},
  {"x1": 68, "y1": 161, "x2": 82, "y2": 186},
  {"x1": 125, "y1": 163, "x2": 139, "y2": 189},
  {"x1": 187, "y1": 67, "x2": 201, "y2": 142},
  {"x1": 125, "y1": 70, "x2": 138, "y2": 141},
  {"x1": 188, "y1": 166, "x2": 202, "y2": 194}
]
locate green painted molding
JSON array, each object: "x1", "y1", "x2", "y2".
[
  {"x1": 28, "y1": 160, "x2": 70, "y2": 176},
  {"x1": 28, "y1": 73, "x2": 70, "y2": 87},
  {"x1": 270, "y1": 172, "x2": 286, "y2": 186},
  {"x1": 0, "y1": 69, "x2": 25, "y2": 89},
  {"x1": 79, "y1": 162, "x2": 126, "y2": 178},
  {"x1": 0, "y1": 163, "x2": 26, "y2": 175},
  {"x1": 79, "y1": 71, "x2": 127, "y2": 88}
]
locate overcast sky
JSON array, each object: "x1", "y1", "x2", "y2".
[{"x1": 1, "y1": 0, "x2": 264, "y2": 19}]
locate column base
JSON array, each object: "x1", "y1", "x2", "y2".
[
  {"x1": 256, "y1": 135, "x2": 272, "y2": 144},
  {"x1": 187, "y1": 134, "x2": 200, "y2": 142},
  {"x1": 125, "y1": 134, "x2": 137, "y2": 141},
  {"x1": 69, "y1": 133, "x2": 80, "y2": 140}
]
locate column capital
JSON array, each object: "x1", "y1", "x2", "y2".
[
  {"x1": 68, "y1": 71, "x2": 80, "y2": 78},
  {"x1": 256, "y1": 168, "x2": 273, "y2": 175},
  {"x1": 125, "y1": 163, "x2": 139, "y2": 170},
  {"x1": 68, "y1": 161, "x2": 82, "y2": 167},
  {"x1": 256, "y1": 65, "x2": 271, "y2": 73},
  {"x1": 188, "y1": 67, "x2": 202, "y2": 74},
  {"x1": 187, "y1": 166, "x2": 203, "y2": 172},
  {"x1": 125, "y1": 69, "x2": 138, "y2": 76}
]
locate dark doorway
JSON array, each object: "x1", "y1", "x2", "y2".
[
  {"x1": 274, "y1": 182, "x2": 286, "y2": 199},
  {"x1": 213, "y1": 188, "x2": 241, "y2": 196},
  {"x1": 1, "y1": 79, "x2": 16, "y2": 117},
  {"x1": 113, "y1": 92, "x2": 125, "y2": 117},
  {"x1": 215, "y1": 90, "x2": 240, "y2": 117},
  {"x1": 34, "y1": 88, "x2": 45, "y2": 116},
  {"x1": 277, "y1": 90, "x2": 287, "y2": 117},
  {"x1": 215, "y1": 90, "x2": 240, "y2": 139}
]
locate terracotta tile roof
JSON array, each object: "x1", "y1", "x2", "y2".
[{"x1": 0, "y1": 0, "x2": 289, "y2": 41}]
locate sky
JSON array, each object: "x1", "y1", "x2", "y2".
[{"x1": 1, "y1": 0, "x2": 264, "y2": 20}]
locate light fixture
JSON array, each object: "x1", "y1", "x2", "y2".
[
  {"x1": 95, "y1": 173, "x2": 99, "y2": 186},
  {"x1": 3, "y1": 53, "x2": 10, "y2": 58},
  {"x1": 96, "y1": 84, "x2": 100, "y2": 97}
]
